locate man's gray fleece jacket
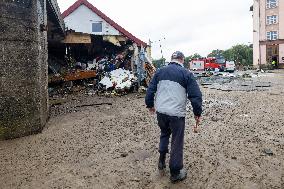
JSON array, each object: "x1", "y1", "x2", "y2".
[{"x1": 145, "y1": 62, "x2": 202, "y2": 117}]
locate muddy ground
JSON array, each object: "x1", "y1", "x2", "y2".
[{"x1": 1, "y1": 70, "x2": 284, "y2": 189}]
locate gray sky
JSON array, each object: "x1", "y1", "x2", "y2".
[{"x1": 57, "y1": 0, "x2": 253, "y2": 60}]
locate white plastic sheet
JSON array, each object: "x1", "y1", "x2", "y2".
[{"x1": 99, "y1": 68, "x2": 136, "y2": 90}]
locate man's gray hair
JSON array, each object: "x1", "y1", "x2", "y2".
[{"x1": 171, "y1": 51, "x2": 185, "y2": 60}]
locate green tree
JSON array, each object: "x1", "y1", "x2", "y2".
[
  {"x1": 224, "y1": 44, "x2": 253, "y2": 66},
  {"x1": 152, "y1": 58, "x2": 166, "y2": 69},
  {"x1": 207, "y1": 49, "x2": 224, "y2": 58},
  {"x1": 185, "y1": 53, "x2": 202, "y2": 62}
]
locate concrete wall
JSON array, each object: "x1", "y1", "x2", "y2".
[
  {"x1": 259, "y1": 0, "x2": 267, "y2": 42},
  {"x1": 279, "y1": 0, "x2": 284, "y2": 39},
  {"x1": 279, "y1": 44, "x2": 284, "y2": 64},
  {"x1": 0, "y1": 0, "x2": 48, "y2": 140},
  {"x1": 64, "y1": 4, "x2": 120, "y2": 35},
  {"x1": 253, "y1": 0, "x2": 260, "y2": 66},
  {"x1": 278, "y1": 0, "x2": 284, "y2": 66},
  {"x1": 260, "y1": 44, "x2": 267, "y2": 65}
]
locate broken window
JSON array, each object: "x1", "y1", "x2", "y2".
[
  {"x1": 266, "y1": 0, "x2": 277, "y2": 9},
  {"x1": 266, "y1": 15, "x2": 278, "y2": 25},
  {"x1": 92, "y1": 22, "x2": 103, "y2": 33}
]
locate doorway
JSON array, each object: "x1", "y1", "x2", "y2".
[{"x1": 267, "y1": 45, "x2": 279, "y2": 66}]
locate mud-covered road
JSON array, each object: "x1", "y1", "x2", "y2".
[{"x1": 1, "y1": 71, "x2": 284, "y2": 189}]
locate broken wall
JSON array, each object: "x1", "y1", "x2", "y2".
[{"x1": 0, "y1": 0, "x2": 48, "y2": 139}]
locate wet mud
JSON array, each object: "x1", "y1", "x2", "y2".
[{"x1": 1, "y1": 71, "x2": 284, "y2": 189}]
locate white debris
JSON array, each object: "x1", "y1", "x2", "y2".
[
  {"x1": 99, "y1": 77, "x2": 113, "y2": 89},
  {"x1": 99, "y1": 68, "x2": 136, "y2": 90},
  {"x1": 87, "y1": 63, "x2": 96, "y2": 70},
  {"x1": 222, "y1": 73, "x2": 236, "y2": 78}
]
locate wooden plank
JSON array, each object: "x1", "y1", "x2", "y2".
[
  {"x1": 64, "y1": 70, "x2": 97, "y2": 81},
  {"x1": 63, "y1": 33, "x2": 91, "y2": 44},
  {"x1": 49, "y1": 70, "x2": 97, "y2": 83}
]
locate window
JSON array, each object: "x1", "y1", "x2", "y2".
[
  {"x1": 267, "y1": 15, "x2": 278, "y2": 25},
  {"x1": 267, "y1": 31, "x2": 278, "y2": 40},
  {"x1": 267, "y1": 0, "x2": 277, "y2": 9},
  {"x1": 92, "y1": 22, "x2": 102, "y2": 33}
]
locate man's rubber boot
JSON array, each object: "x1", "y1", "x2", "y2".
[
  {"x1": 170, "y1": 169, "x2": 187, "y2": 183},
  {"x1": 158, "y1": 153, "x2": 166, "y2": 170}
]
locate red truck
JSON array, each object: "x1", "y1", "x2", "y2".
[{"x1": 190, "y1": 57, "x2": 227, "y2": 71}]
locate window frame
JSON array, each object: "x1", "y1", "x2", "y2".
[
  {"x1": 267, "y1": 31, "x2": 278, "y2": 40},
  {"x1": 91, "y1": 22, "x2": 103, "y2": 33},
  {"x1": 266, "y1": 15, "x2": 278, "y2": 25},
  {"x1": 266, "y1": 0, "x2": 278, "y2": 9}
]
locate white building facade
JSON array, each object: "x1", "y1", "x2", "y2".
[
  {"x1": 252, "y1": 0, "x2": 284, "y2": 68},
  {"x1": 64, "y1": 5, "x2": 120, "y2": 36}
]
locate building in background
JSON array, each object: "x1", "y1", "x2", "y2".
[
  {"x1": 251, "y1": 0, "x2": 284, "y2": 68},
  {"x1": 61, "y1": 0, "x2": 152, "y2": 85}
]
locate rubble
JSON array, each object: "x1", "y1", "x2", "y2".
[
  {"x1": 99, "y1": 68, "x2": 137, "y2": 91},
  {"x1": 263, "y1": 149, "x2": 274, "y2": 156},
  {"x1": 197, "y1": 71, "x2": 272, "y2": 92},
  {"x1": 48, "y1": 31, "x2": 155, "y2": 97}
]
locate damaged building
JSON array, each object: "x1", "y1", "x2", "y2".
[
  {"x1": 58, "y1": 0, "x2": 154, "y2": 90},
  {"x1": 0, "y1": 0, "x2": 64, "y2": 139},
  {"x1": 0, "y1": 0, "x2": 153, "y2": 139}
]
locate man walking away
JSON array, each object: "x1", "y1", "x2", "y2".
[{"x1": 145, "y1": 51, "x2": 203, "y2": 183}]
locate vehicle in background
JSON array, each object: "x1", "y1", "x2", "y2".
[
  {"x1": 204, "y1": 57, "x2": 220, "y2": 71},
  {"x1": 189, "y1": 57, "x2": 235, "y2": 73},
  {"x1": 190, "y1": 57, "x2": 224, "y2": 71},
  {"x1": 215, "y1": 57, "x2": 226, "y2": 71},
  {"x1": 225, "y1": 61, "x2": 236, "y2": 73},
  {"x1": 190, "y1": 60, "x2": 205, "y2": 71}
]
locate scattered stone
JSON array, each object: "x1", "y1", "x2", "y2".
[
  {"x1": 211, "y1": 117, "x2": 222, "y2": 122},
  {"x1": 269, "y1": 93, "x2": 280, "y2": 96},
  {"x1": 201, "y1": 83, "x2": 213, "y2": 86},
  {"x1": 263, "y1": 149, "x2": 273, "y2": 156},
  {"x1": 138, "y1": 86, "x2": 147, "y2": 93},
  {"x1": 131, "y1": 177, "x2": 140, "y2": 182},
  {"x1": 242, "y1": 73, "x2": 252, "y2": 78},
  {"x1": 121, "y1": 152, "x2": 128, "y2": 158}
]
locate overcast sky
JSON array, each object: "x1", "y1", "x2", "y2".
[{"x1": 57, "y1": 0, "x2": 253, "y2": 60}]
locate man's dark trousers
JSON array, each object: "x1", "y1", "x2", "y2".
[{"x1": 157, "y1": 112, "x2": 185, "y2": 174}]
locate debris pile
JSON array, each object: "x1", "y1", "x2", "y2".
[
  {"x1": 99, "y1": 68, "x2": 137, "y2": 92},
  {"x1": 197, "y1": 71, "x2": 272, "y2": 92},
  {"x1": 48, "y1": 47, "x2": 138, "y2": 96}
]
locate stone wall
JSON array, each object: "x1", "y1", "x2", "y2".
[{"x1": 0, "y1": 0, "x2": 48, "y2": 139}]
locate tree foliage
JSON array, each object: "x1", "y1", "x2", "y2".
[
  {"x1": 207, "y1": 44, "x2": 253, "y2": 66},
  {"x1": 207, "y1": 50, "x2": 225, "y2": 58},
  {"x1": 186, "y1": 53, "x2": 202, "y2": 61},
  {"x1": 152, "y1": 58, "x2": 166, "y2": 69}
]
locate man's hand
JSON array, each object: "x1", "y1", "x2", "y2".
[
  {"x1": 195, "y1": 116, "x2": 201, "y2": 124},
  {"x1": 148, "y1": 107, "x2": 156, "y2": 115},
  {"x1": 194, "y1": 116, "x2": 201, "y2": 133}
]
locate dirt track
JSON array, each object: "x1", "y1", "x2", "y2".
[{"x1": 1, "y1": 71, "x2": 284, "y2": 189}]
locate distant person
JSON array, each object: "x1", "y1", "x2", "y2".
[
  {"x1": 272, "y1": 60, "x2": 277, "y2": 69},
  {"x1": 145, "y1": 51, "x2": 203, "y2": 183}
]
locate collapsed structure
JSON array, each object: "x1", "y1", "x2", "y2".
[
  {"x1": 48, "y1": 0, "x2": 155, "y2": 93},
  {"x1": 0, "y1": 0, "x2": 154, "y2": 140}
]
